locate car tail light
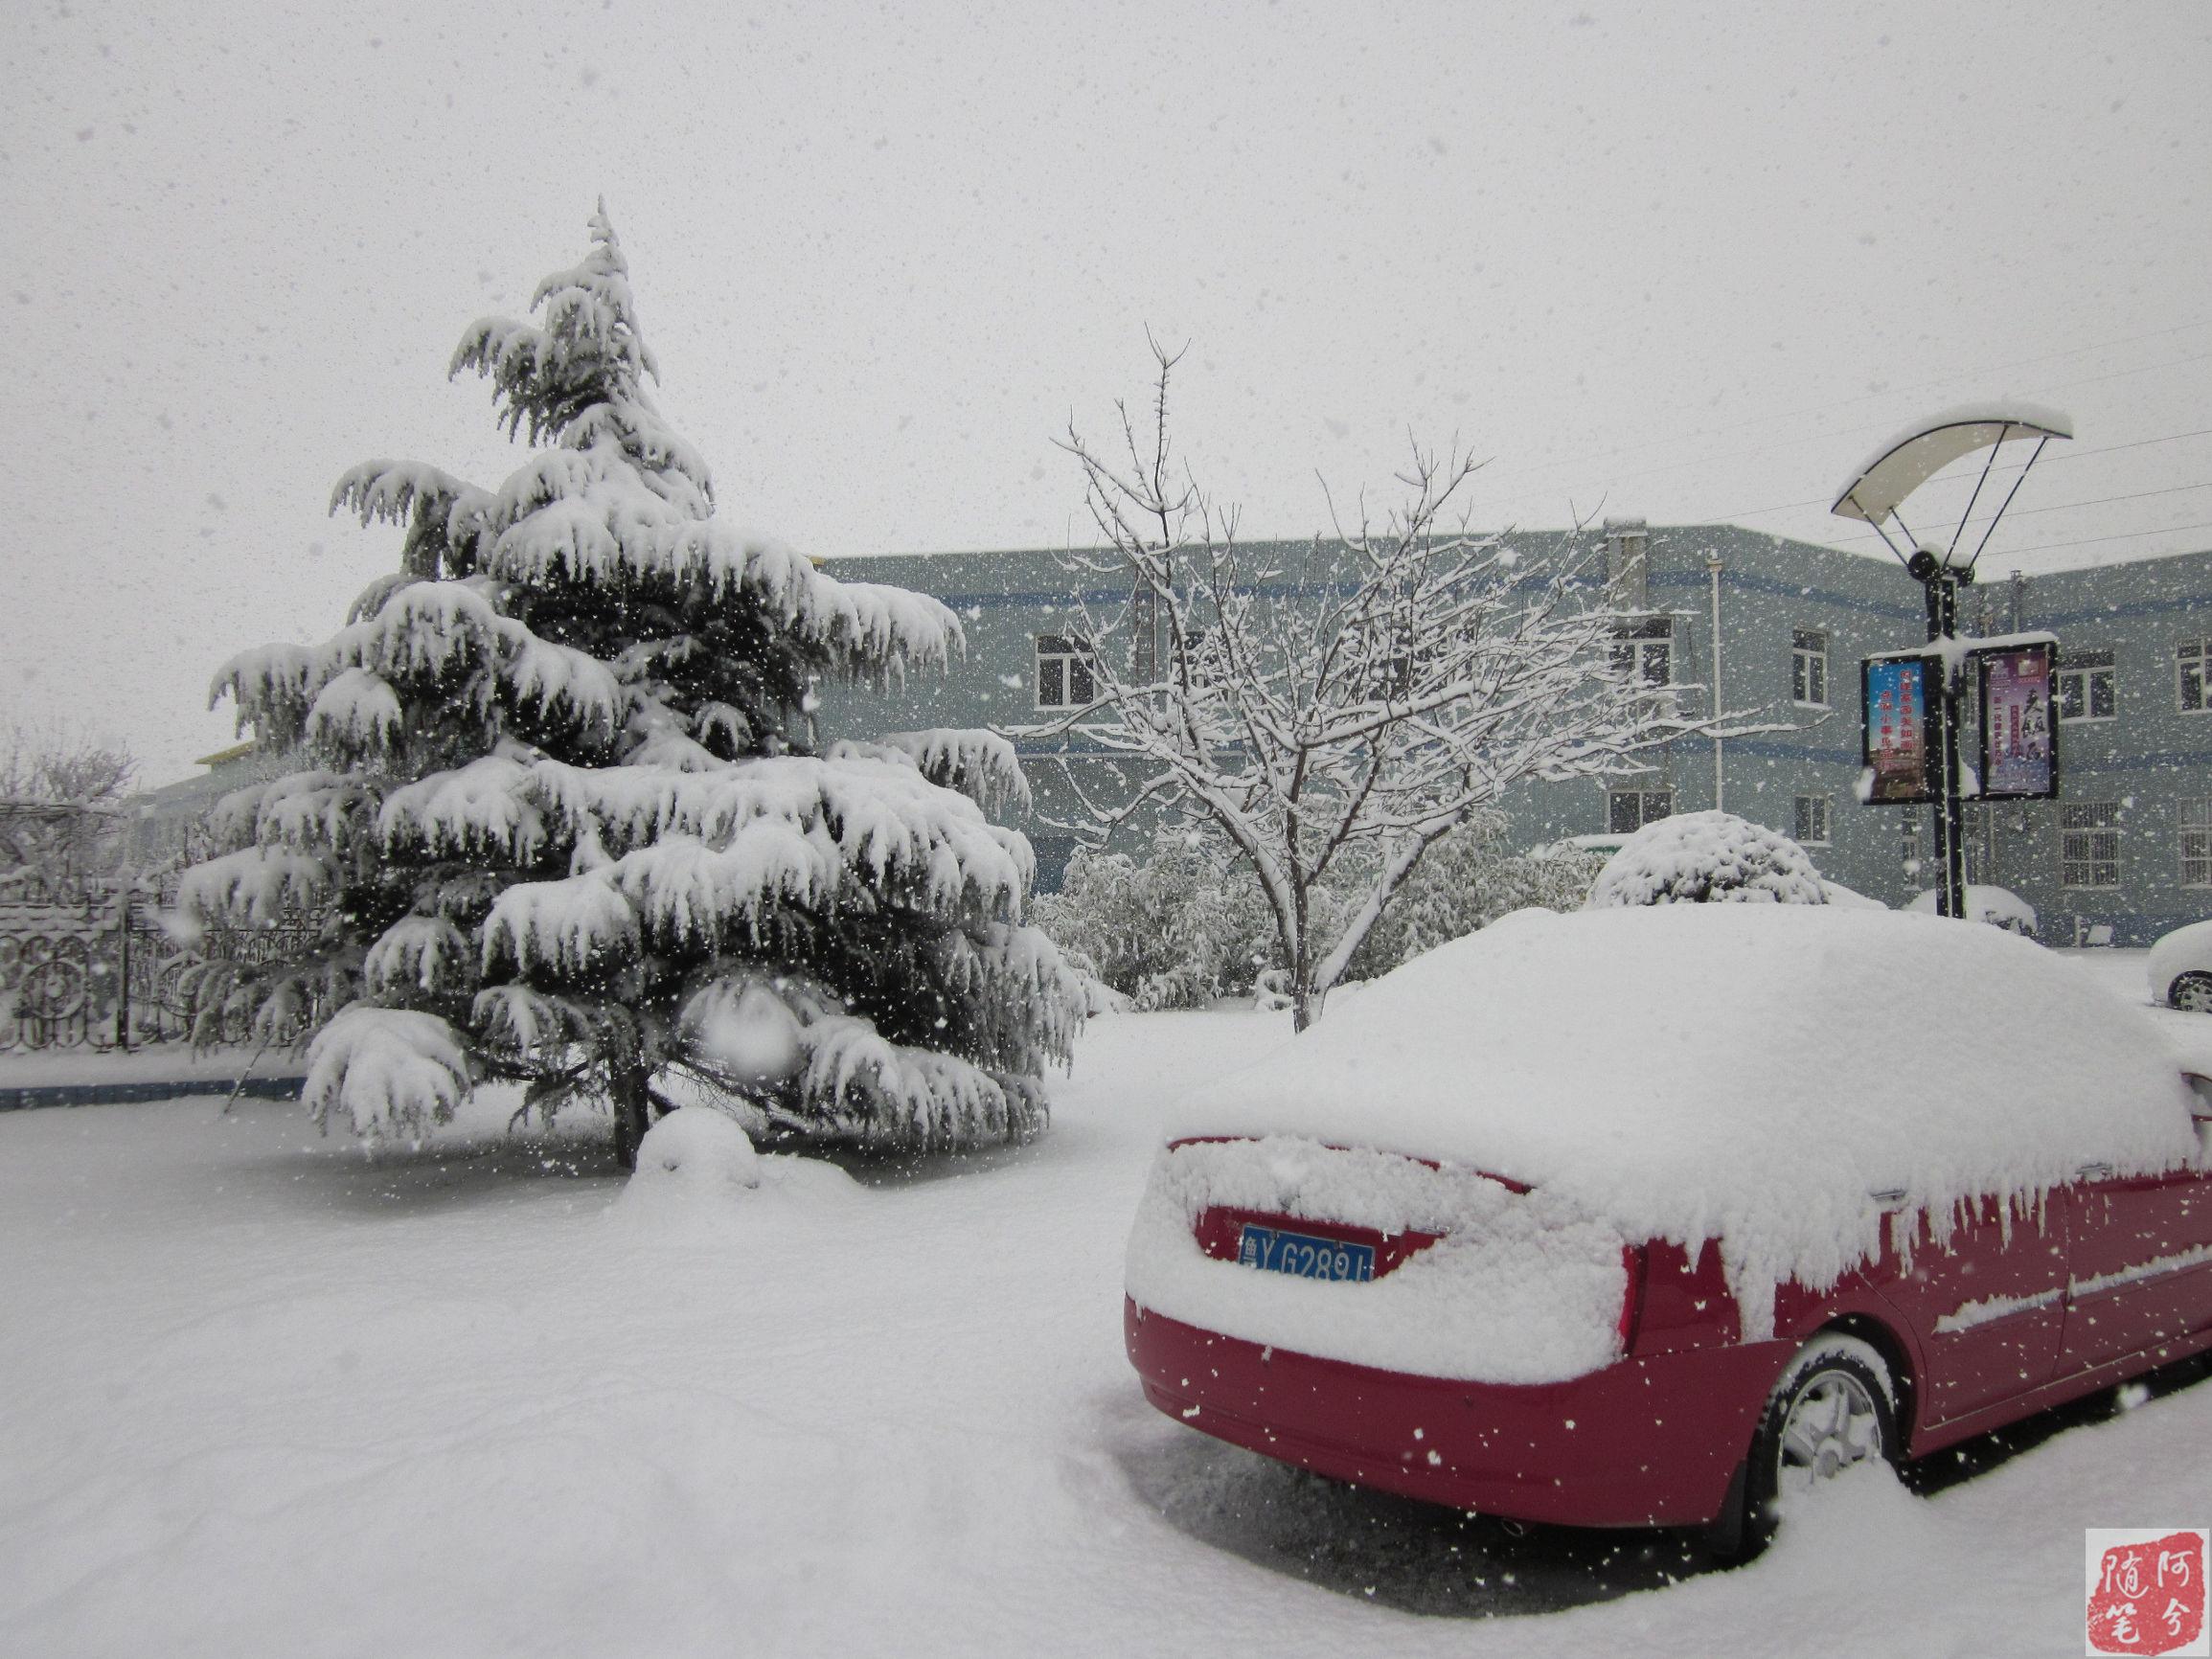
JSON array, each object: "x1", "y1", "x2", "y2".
[{"x1": 1617, "y1": 1243, "x2": 1647, "y2": 1354}]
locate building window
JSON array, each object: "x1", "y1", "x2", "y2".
[
  {"x1": 1034, "y1": 635, "x2": 1096, "y2": 710},
  {"x1": 2055, "y1": 649, "x2": 2115, "y2": 722},
  {"x1": 1608, "y1": 787, "x2": 1673, "y2": 835},
  {"x1": 1793, "y1": 795, "x2": 1832, "y2": 847},
  {"x1": 1791, "y1": 629, "x2": 1829, "y2": 708},
  {"x1": 1609, "y1": 617, "x2": 1673, "y2": 688},
  {"x1": 2183, "y1": 801, "x2": 2212, "y2": 888},
  {"x1": 2060, "y1": 802, "x2": 2122, "y2": 889},
  {"x1": 2180, "y1": 639, "x2": 2210, "y2": 713}
]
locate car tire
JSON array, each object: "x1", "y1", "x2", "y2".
[
  {"x1": 2170, "y1": 972, "x2": 2212, "y2": 1013},
  {"x1": 1714, "y1": 1331, "x2": 1900, "y2": 1560}
]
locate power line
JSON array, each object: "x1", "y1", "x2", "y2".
[
  {"x1": 1467, "y1": 349, "x2": 2212, "y2": 521},
  {"x1": 1457, "y1": 320, "x2": 2212, "y2": 508},
  {"x1": 1694, "y1": 426, "x2": 2212, "y2": 527},
  {"x1": 1463, "y1": 314, "x2": 2212, "y2": 493},
  {"x1": 1826, "y1": 480, "x2": 2212, "y2": 547},
  {"x1": 1959, "y1": 518, "x2": 2212, "y2": 558},
  {"x1": 1956, "y1": 424, "x2": 2212, "y2": 470},
  {"x1": 2039, "y1": 349, "x2": 2212, "y2": 395}
]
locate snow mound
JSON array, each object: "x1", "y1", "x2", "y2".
[
  {"x1": 1160, "y1": 905, "x2": 2197, "y2": 1341},
  {"x1": 612, "y1": 1110, "x2": 865, "y2": 1233},
  {"x1": 1821, "y1": 880, "x2": 1886, "y2": 910},
  {"x1": 1906, "y1": 883, "x2": 2038, "y2": 937},
  {"x1": 627, "y1": 1106, "x2": 763, "y2": 1195},
  {"x1": 1585, "y1": 810, "x2": 1826, "y2": 907}
]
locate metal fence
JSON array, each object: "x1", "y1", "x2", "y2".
[
  {"x1": 0, "y1": 872, "x2": 308, "y2": 1055},
  {"x1": 1, "y1": 873, "x2": 171, "y2": 1052}
]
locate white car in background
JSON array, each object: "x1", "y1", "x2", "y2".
[{"x1": 2150, "y1": 920, "x2": 2212, "y2": 1013}]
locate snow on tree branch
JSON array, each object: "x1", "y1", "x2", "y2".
[
  {"x1": 182, "y1": 210, "x2": 1082, "y2": 1166},
  {"x1": 832, "y1": 729, "x2": 1032, "y2": 816},
  {"x1": 1041, "y1": 338, "x2": 1751, "y2": 1031},
  {"x1": 177, "y1": 846, "x2": 336, "y2": 929},
  {"x1": 305, "y1": 1007, "x2": 473, "y2": 1141}
]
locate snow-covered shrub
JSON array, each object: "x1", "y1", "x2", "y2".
[
  {"x1": 1031, "y1": 831, "x2": 1278, "y2": 1009},
  {"x1": 180, "y1": 210, "x2": 1082, "y2": 1163},
  {"x1": 1585, "y1": 810, "x2": 1827, "y2": 908},
  {"x1": 1033, "y1": 821, "x2": 1596, "y2": 1004},
  {"x1": 628, "y1": 1106, "x2": 763, "y2": 1195},
  {"x1": 1905, "y1": 884, "x2": 2037, "y2": 937},
  {"x1": 1346, "y1": 826, "x2": 1607, "y2": 978}
]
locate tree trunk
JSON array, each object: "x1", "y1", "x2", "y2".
[{"x1": 610, "y1": 1062, "x2": 650, "y2": 1172}]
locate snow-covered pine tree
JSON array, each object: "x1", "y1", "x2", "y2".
[{"x1": 180, "y1": 208, "x2": 1081, "y2": 1167}]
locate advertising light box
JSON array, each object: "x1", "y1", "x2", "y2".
[
  {"x1": 1862, "y1": 656, "x2": 1937, "y2": 806},
  {"x1": 1978, "y1": 641, "x2": 2059, "y2": 800}
]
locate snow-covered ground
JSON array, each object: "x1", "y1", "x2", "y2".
[{"x1": 8, "y1": 990, "x2": 2212, "y2": 1656}]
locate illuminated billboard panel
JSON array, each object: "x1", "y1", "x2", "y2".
[{"x1": 1862, "y1": 656, "x2": 1937, "y2": 806}]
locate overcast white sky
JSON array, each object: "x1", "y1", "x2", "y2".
[{"x1": 5, "y1": 1, "x2": 2208, "y2": 784}]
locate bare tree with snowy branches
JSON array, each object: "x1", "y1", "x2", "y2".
[
  {"x1": 0, "y1": 719, "x2": 137, "y2": 807},
  {"x1": 1047, "y1": 339, "x2": 1744, "y2": 1031}
]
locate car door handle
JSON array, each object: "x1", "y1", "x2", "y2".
[{"x1": 2076, "y1": 1163, "x2": 2113, "y2": 1181}]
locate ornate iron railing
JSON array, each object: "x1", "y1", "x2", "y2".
[{"x1": 0, "y1": 881, "x2": 312, "y2": 1055}]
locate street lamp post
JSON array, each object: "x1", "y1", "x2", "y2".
[
  {"x1": 1911, "y1": 549, "x2": 1971, "y2": 920},
  {"x1": 1831, "y1": 404, "x2": 2072, "y2": 922}
]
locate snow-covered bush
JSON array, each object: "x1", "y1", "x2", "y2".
[
  {"x1": 1347, "y1": 826, "x2": 1607, "y2": 978},
  {"x1": 1031, "y1": 831, "x2": 1278, "y2": 1010},
  {"x1": 1034, "y1": 821, "x2": 1601, "y2": 1004},
  {"x1": 1585, "y1": 810, "x2": 1826, "y2": 908},
  {"x1": 628, "y1": 1105, "x2": 763, "y2": 1194},
  {"x1": 1026, "y1": 823, "x2": 1601, "y2": 1009},
  {"x1": 179, "y1": 210, "x2": 1082, "y2": 1163},
  {"x1": 1905, "y1": 884, "x2": 2038, "y2": 937}
]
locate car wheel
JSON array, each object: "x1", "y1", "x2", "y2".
[
  {"x1": 2171, "y1": 972, "x2": 2212, "y2": 1013},
  {"x1": 1718, "y1": 1331, "x2": 1900, "y2": 1559}
]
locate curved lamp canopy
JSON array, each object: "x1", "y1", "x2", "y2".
[{"x1": 1832, "y1": 400, "x2": 2073, "y2": 526}]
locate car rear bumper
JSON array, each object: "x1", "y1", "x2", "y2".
[{"x1": 1126, "y1": 1297, "x2": 1789, "y2": 1529}]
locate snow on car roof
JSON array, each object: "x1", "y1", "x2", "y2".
[{"x1": 1167, "y1": 905, "x2": 2197, "y2": 1336}]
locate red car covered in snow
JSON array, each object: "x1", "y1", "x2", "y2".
[{"x1": 1124, "y1": 905, "x2": 2212, "y2": 1550}]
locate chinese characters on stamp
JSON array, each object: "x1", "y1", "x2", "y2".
[{"x1": 2087, "y1": 1529, "x2": 2209, "y2": 1657}]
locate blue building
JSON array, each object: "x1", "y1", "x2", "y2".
[{"x1": 822, "y1": 523, "x2": 2212, "y2": 945}]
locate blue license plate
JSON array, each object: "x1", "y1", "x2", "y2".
[{"x1": 1237, "y1": 1223, "x2": 1376, "y2": 1283}]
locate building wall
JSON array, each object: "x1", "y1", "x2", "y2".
[
  {"x1": 820, "y1": 532, "x2": 2212, "y2": 943},
  {"x1": 1993, "y1": 551, "x2": 2212, "y2": 943}
]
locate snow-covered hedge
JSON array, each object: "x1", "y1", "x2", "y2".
[
  {"x1": 1030, "y1": 833, "x2": 1281, "y2": 1010},
  {"x1": 1032, "y1": 823, "x2": 1600, "y2": 1009},
  {"x1": 1585, "y1": 809, "x2": 1826, "y2": 908},
  {"x1": 1348, "y1": 830, "x2": 1606, "y2": 977}
]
